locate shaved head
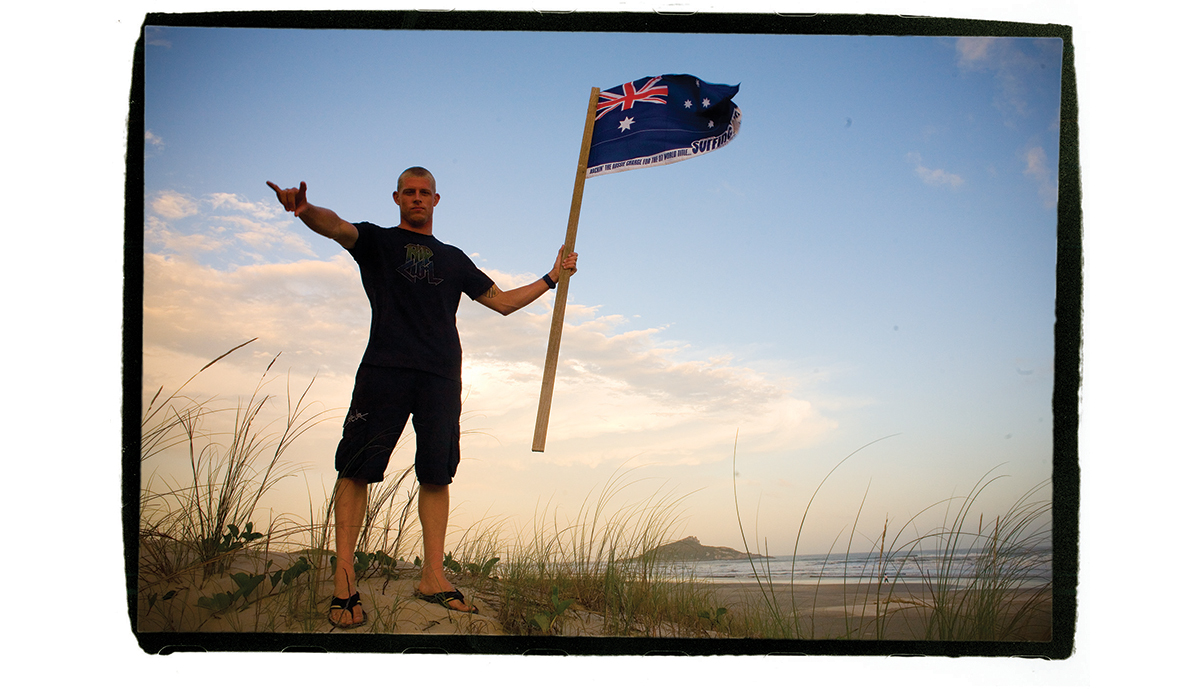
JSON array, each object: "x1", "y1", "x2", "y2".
[{"x1": 397, "y1": 166, "x2": 437, "y2": 194}]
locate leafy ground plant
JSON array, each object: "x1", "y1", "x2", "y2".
[
  {"x1": 197, "y1": 555, "x2": 311, "y2": 613},
  {"x1": 530, "y1": 586, "x2": 576, "y2": 633}
]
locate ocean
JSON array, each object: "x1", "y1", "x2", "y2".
[{"x1": 654, "y1": 547, "x2": 1053, "y2": 588}]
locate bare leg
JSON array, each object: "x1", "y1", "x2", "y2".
[
  {"x1": 331, "y1": 477, "x2": 369, "y2": 626},
  {"x1": 415, "y1": 483, "x2": 474, "y2": 612}
]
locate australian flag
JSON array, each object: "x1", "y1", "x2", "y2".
[{"x1": 586, "y1": 74, "x2": 741, "y2": 178}]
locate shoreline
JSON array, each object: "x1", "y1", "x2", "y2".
[{"x1": 670, "y1": 574, "x2": 1052, "y2": 589}]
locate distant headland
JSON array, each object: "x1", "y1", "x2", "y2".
[{"x1": 634, "y1": 536, "x2": 769, "y2": 562}]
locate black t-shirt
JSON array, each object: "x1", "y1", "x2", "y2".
[{"x1": 348, "y1": 222, "x2": 495, "y2": 380}]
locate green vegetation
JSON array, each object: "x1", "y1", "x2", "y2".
[
  {"x1": 488, "y1": 465, "x2": 724, "y2": 637},
  {"x1": 136, "y1": 344, "x2": 1052, "y2": 640}
]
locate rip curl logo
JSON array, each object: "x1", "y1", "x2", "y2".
[
  {"x1": 345, "y1": 410, "x2": 369, "y2": 425},
  {"x1": 398, "y1": 244, "x2": 443, "y2": 285}
]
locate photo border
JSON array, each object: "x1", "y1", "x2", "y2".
[{"x1": 123, "y1": 9, "x2": 1080, "y2": 659}]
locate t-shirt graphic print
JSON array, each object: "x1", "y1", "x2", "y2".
[{"x1": 348, "y1": 222, "x2": 494, "y2": 380}]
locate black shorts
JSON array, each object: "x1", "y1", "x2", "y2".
[{"x1": 334, "y1": 364, "x2": 462, "y2": 485}]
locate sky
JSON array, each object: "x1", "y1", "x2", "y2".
[{"x1": 139, "y1": 23, "x2": 1063, "y2": 557}]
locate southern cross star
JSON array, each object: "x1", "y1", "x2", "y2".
[
  {"x1": 684, "y1": 99, "x2": 693, "y2": 109},
  {"x1": 702, "y1": 98, "x2": 711, "y2": 108}
]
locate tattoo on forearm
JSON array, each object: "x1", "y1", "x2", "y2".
[{"x1": 485, "y1": 285, "x2": 499, "y2": 299}]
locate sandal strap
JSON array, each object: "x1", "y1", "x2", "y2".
[{"x1": 330, "y1": 591, "x2": 361, "y2": 609}]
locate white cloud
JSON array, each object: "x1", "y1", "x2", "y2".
[
  {"x1": 906, "y1": 152, "x2": 965, "y2": 189},
  {"x1": 213, "y1": 214, "x2": 317, "y2": 260},
  {"x1": 208, "y1": 192, "x2": 278, "y2": 219},
  {"x1": 146, "y1": 190, "x2": 317, "y2": 263},
  {"x1": 144, "y1": 214, "x2": 229, "y2": 257},
  {"x1": 145, "y1": 27, "x2": 172, "y2": 48},
  {"x1": 1022, "y1": 144, "x2": 1058, "y2": 209},
  {"x1": 1023, "y1": 145, "x2": 1050, "y2": 179},
  {"x1": 955, "y1": 36, "x2": 1042, "y2": 120},
  {"x1": 955, "y1": 37, "x2": 995, "y2": 66},
  {"x1": 143, "y1": 231, "x2": 835, "y2": 475},
  {"x1": 143, "y1": 250, "x2": 368, "y2": 378},
  {"x1": 140, "y1": 196, "x2": 845, "y2": 557},
  {"x1": 454, "y1": 276, "x2": 837, "y2": 468},
  {"x1": 150, "y1": 190, "x2": 198, "y2": 219}
]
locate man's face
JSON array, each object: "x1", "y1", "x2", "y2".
[{"x1": 393, "y1": 176, "x2": 439, "y2": 228}]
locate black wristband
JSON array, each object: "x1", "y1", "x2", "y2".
[{"x1": 542, "y1": 273, "x2": 556, "y2": 290}]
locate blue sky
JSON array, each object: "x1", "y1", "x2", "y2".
[{"x1": 140, "y1": 25, "x2": 1063, "y2": 555}]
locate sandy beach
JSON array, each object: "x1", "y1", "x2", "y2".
[
  {"x1": 136, "y1": 545, "x2": 1052, "y2": 642},
  {"x1": 701, "y1": 580, "x2": 1052, "y2": 641}
]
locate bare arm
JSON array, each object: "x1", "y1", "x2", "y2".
[
  {"x1": 267, "y1": 180, "x2": 359, "y2": 249},
  {"x1": 475, "y1": 246, "x2": 579, "y2": 316}
]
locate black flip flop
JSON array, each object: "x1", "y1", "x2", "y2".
[
  {"x1": 415, "y1": 588, "x2": 479, "y2": 614},
  {"x1": 328, "y1": 591, "x2": 368, "y2": 629}
]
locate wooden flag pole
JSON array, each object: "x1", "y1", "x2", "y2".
[{"x1": 533, "y1": 86, "x2": 600, "y2": 452}]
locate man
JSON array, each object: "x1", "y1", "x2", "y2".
[{"x1": 267, "y1": 168, "x2": 577, "y2": 627}]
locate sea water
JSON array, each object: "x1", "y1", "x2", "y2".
[{"x1": 654, "y1": 547, "x2": 1053, "y2": 588}]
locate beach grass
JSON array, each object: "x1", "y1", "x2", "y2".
[
  {"x1": 136, "y1": 347, "x2": 1052, "y2": 641},
  {"x1": 486, "y1": 465, "x2": 726, "y2": 637},
  {"x1": 138, "y1": 341, "x2": 324, "y2": 629},
  {"x1": 725, "y1": 435, "x2": 1052, "y2": 641}
]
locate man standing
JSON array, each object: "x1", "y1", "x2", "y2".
[{"x1": 268, "y1": 168, "x2": 577, "y2": 627}]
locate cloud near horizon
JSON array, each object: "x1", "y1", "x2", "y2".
[
  {"x1": 142, "y1": 193, "x2": 840, "y2": 471},
  {"x1": 458, "y1": 286, "x2": 836, "y2": 467}
]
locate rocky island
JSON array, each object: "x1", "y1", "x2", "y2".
[{"x1": 634, "y1": 536, "x2": 769, "y2": 562}]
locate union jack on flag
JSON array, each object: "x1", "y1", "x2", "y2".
[
  {"x1": 594, "y1": 76, "x2": 670, "y2": 120},
  {"x1": 587, "y1": 74, "x2": 741, "y2": 178}
]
